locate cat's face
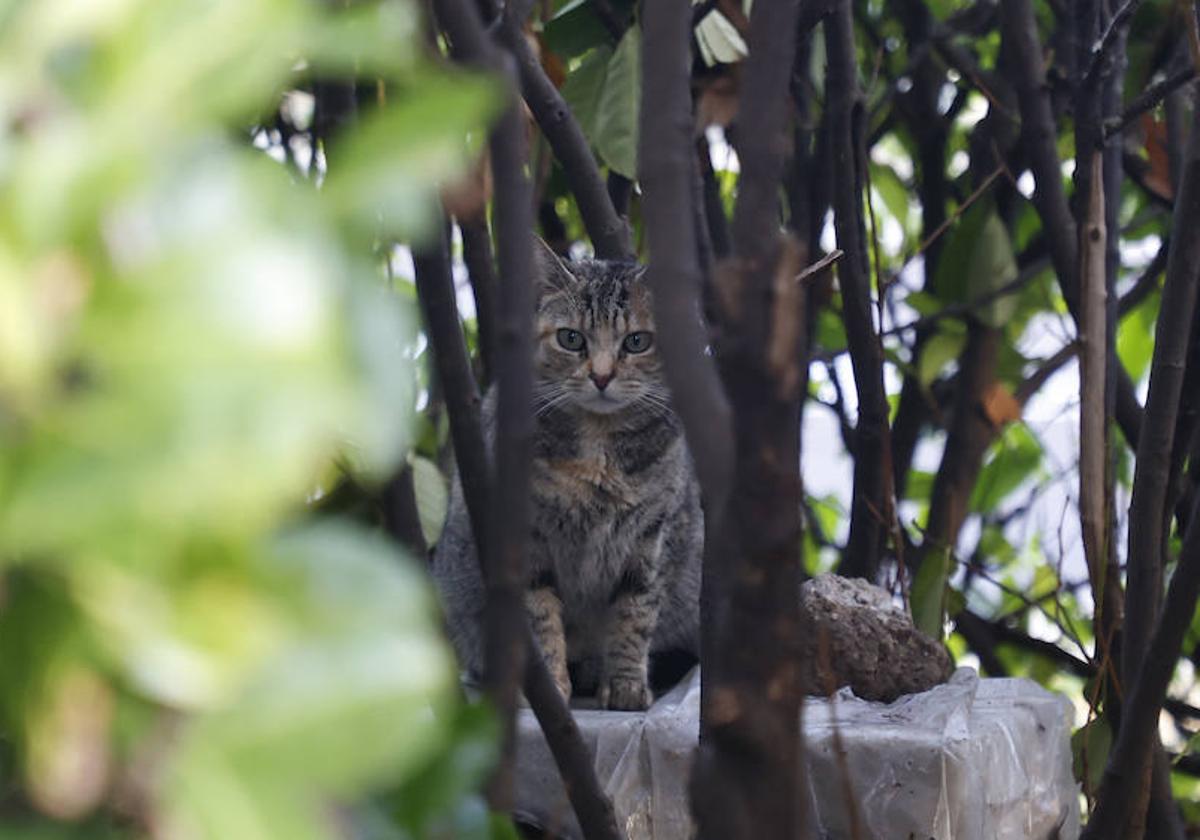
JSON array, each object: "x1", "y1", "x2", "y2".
[{"x1": 533, "y1": 248, "x2": 668, "y2": 418}]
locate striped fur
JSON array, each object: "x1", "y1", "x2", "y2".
[{"x1": 432, "y1": 248, "x2": 702, "y2": 711}]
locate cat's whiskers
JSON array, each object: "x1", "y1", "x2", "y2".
[
  {"x1": 534, "y1": 384, "x2": 576, "y2": 418},
  {"x1": 634, "y1": 392, "x2": 675, "y2": 420}
]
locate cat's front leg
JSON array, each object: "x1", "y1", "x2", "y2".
[
  {"x1": 599, "y1": 564, "x2": 660, "y2": 711},
  {"x1": 526, "y1": 572, "x2": 571, "y2": 701}
]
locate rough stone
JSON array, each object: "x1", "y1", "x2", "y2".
[{"x1": 801, "y1": 573, "x2": 954, "y2": 702}]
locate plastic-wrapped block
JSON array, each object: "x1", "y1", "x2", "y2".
[{"x1": 513, "y1": 667, "x2": 1079, "y2": 840}]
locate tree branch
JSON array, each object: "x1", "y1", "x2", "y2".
[
  {"x1": 1123, "y1": 98, "x2": 1200, "y2": 749},
  {"x1": 482, "y1": 53, "x2": 536, "y2": 811},
  {"x1": 496, "y1": 11, "x2": 633, "y2": 259},
  {"x1": 1083, "y1": 489, "x2": 1200, "y2": 839},
  {"x1": 459, "y1": 217, "x2": 499, "y2": 384},
  {"x1": 827, "y1": 0, "x2": 890, "y2": 581},
  {"x1": 426, "y1": 3, "x2": 624, "y2": 834}
]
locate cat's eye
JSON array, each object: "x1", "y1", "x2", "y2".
[
  {"x1": 556, "y1": 328, "x2": 586, "y2": 352},
  {"x1": 622, "y1": 331, "x2": 654, "y2": 354}
]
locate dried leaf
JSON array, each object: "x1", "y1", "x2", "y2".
[
  {"x1": 1141, "y1": 112, "x2": 1172, "y2": 201},
  {"x1": 535, "y1": 32, "x2": 566, "y2": 88},
  {"x1": 981, "y1": 381, "x2": 1022, "y2": 427}
]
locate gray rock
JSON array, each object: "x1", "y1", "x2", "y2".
[{"x1": 801, "y1": 573, "x2": 954, "y2": 702}]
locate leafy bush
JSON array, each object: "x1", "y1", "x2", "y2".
[{"x1": 0, "y1": 1, "x2": 502, "y2": 837}]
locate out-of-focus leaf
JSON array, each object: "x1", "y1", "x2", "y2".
[
  {"x1": 815, "y1": 308, "x2": 847, "y2": 353},
  {"x1": 165, "y1": 523, "x2": 456, "y2": 839},
  {"x1": 593, "y1": 26, "x2": 640, "y2": 179},
  {"x1": 905, "y1": 469, "x2": 935, "y2": 501},
  {"x1": 968, "y1": 211, "x2": 1020, "y2": 328},
  {"x1": 1072, "y1": 717, "x2": 1111, "y2": 794},
  {"x1": 998, "y1": 564, "x2": 1058, "y2": 618},
  {"x1": 411, "y1": 454, "x2": 449, "y2": 547},
  {"x1": 0, "y1": 1, "x2": 492, "y2": 836},
  {"x1": 386, "y1": 702, "x2": 500, "y2": 837},
  {"x1": 870, "y1": 162, "x2": 910, "y2": 231},
  {"x1": 1118, "y1": 288, "x2": 1158, "y2": 383},
  {"x1": 325, "y1": 70, "x2": 501, "y2": 241},
  {"x1": 970, "y1": 423, "x2": 1043, "y2": 513},
  {"x1": 981, "y1": 382, "x2": 1022, "y2": 427},
  {"x1": 917, "y1": 323, "x2": 965, "y2": 386},
  {"x1": 931, "y1": 201, "x2": 1019, "y2": 327},
  {"x1": 911, "y1": 546, "x2": 951, "y2": 640},
  {"x1": 1, "y1": 153, "x2": 366, "y2": 556}
]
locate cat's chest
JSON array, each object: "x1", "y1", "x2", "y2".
[{"x1": 533, "y1": 439, "x2": 640, "y2": 507}]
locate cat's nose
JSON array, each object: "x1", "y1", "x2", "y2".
[{"x1": 589, "y1": 371, "x2": 613, "y2": 391}]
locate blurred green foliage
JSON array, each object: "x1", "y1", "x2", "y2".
[{"x1": 0, "y1": 0, "x2": 507, "y2": 837}]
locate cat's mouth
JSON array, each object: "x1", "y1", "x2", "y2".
[{"x1": 578, "y1": 390, "x2": 630, "y2": 415}]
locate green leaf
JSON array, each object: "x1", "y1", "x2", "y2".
[
  {"x1": 917, "y1": 323, "x2": 965, "y2": 386},
  {"x1": 411, "y1": 454, "x2": 449, "y2": 548},
  {"x1": 560, "y1": 45, "x2": 613, "y2": 146},
  {"x1": 1118, "y1": 288, "x2": 1159, "y2": 384},
  {"x1": 903, "y1": 290, "x2": 942, "y2": 318},
  {"x1": 815, "y1": 307, "x2": 847, "y2": 353},
  {"x1": 544, "y1": 0, "x2": 628, "y2": 59},
  {"x1": 165, "y1": 523, "x2": 457, "y2": 840},
  {"x1": 1072, "y1": 717, "x2": 1112, "y2": 794},
  {"x1": 386, "y1": 702, "x2": 501, "y2": 837},
  {"x1": 326, "y1": 69, "x2": 502, "y2": 241},
  {"x1": 904, "y1": 469, "x2": 935, "y2": 501},
  {"x1": 593, "y1": 25, "x2": 641, "y2": 179},
  {"x1": 911, "y1": 546, "x2": 951, "y2": 640},
  {"x1": 931, "y1": 200, "x2": 1019, "y2": 327},
  {"x1": 970, "y1": 424, "x2": 1043, "y2": 513},
  {"x1": 933, "y1": 202, "x2": 991, "y2": 303},
  {"x1": 870, "y1": 161, "x2": 910, "y2": 230},
  {"x1": 968, "y1": 211, "x2": 1020, "y2": 328}
]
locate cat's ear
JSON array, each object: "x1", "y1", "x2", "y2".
[{"x1": 533, "y1": 236, "x2": 576, "y2": 296}]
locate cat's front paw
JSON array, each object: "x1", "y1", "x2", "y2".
[{"x1": 599, "y1": 675, "x2": 652, "y2": 711}]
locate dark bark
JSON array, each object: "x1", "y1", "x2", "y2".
[
  {"x1": 882, "y1": 0, "x2": 952, "y2": 504},
  {"x1": 1117, "y1": 238, "x2": 1168, "y2": 317},
  {"x1": 459, "y1": 217, "x2": 499, "y2": 385},
  {"x1": 496, "y1": 15, "x2": 633, "y2": 259},
  {"x1": 1104, "y1": 64, "x2": 1196, "y2": 140},
  {"x1": 999, "y1": 0, "x2": 1147, "y2": 453},
  {"x1": 427, "y1": 3, "x2": 623, "y2": 835},
  {"x1": 381, "y1": 463, "x2": 428, "y2": 559},
  {"x1": 606, "y1": 171, "x2": 633, "y2": 219},
  {"x1": 1082, "y1": 488, "x2": 1200, "y2": 840},
  {"x1": 413, "y1": 219, "x2": 623, "y2": 840},
  {"x1": 918, "y1": 322, "x2": 1000, "y2": 562},
  {"x1": 697, "y1": 133, "x2": 732, "y2": 260},
  {"x1": 1122, "y1": 102, "x2": 1200, "y2": 825},
  {"x1": 827, "y1": 0, "x2": 890, "y2": 581},
  {"x1": 312, "y1": 78, "x2": 358, "y2": 167},
  {"x1": 1125, "y1": 98, "x2": 1200, "y2": 647},
  {"x1": 643, "y1": 2, "x2": 809, "y2": 839},
  {"x1": 638, "y1": 4, "x2": 734, "y2": 521},
  {"x1": 481, "y1": 58, "x2": 535, "y2": 811},
  {"x1": 706, "y1": 0, "x2": 808, "y2": 834},
  {"x1": 414, "y1": 228, "x2": 491, "y2": 555}
]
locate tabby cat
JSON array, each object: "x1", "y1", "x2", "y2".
[{"x1": 431, "y1": 243, "x2": 702, "y2": 711}]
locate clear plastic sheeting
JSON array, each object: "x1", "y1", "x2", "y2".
[{"x1": 513, "y1": 667, "x2": 1080, "y2": 840}]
